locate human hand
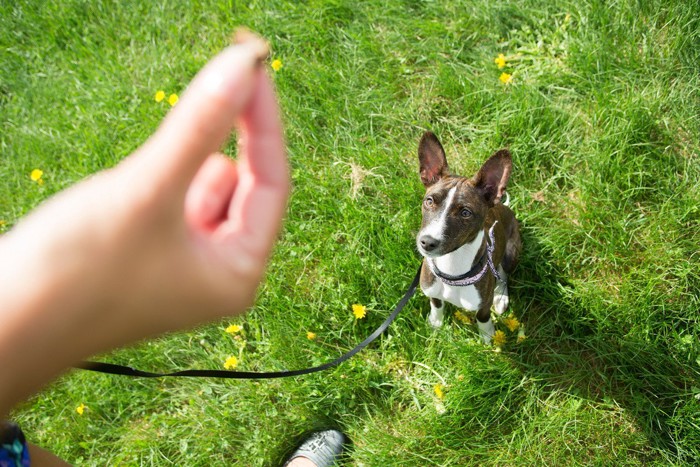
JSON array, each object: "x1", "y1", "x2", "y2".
[{"x1": 0, "y1": 33, "x2": 289, "y2": 408}]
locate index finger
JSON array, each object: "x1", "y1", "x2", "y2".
[
  {"x1": 136, "y1": 37, "x2": 269, "y2": 193},
  {"x1": 219, "y1": 70, "x2": 290, "y2": 260},
  {"x1": 238, "y1": 68, "x2": 288, "y2": 189}
]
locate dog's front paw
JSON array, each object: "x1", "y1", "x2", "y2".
[
  {"x1": 493, "y1": 290, "x2": 509, "y2": 315},
  {"x1": 477, "y1": 319, "x2": 495, "y2": 344},
  {"x1": 493, "y1": 269, "x2": 509, "y2": 315},
  {"x1": 428, "y1": 309, "x2": 444, "y2": 328}
]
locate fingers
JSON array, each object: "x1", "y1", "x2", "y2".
[
  {"x1": 233, "y1": 71, "x2": 289, "y2": 228},
  {"x1": 214, "y1": 71, "x2": 289, "y2": 266},
  {"x1": 185, "y1": 154, "x2": 238, "y2": 232},
  {"x1": 237, "y1": 65, "x2": 288, "y2": 189},
  {"x1": 141, "y1": 37, "x2": 269, "y2": 193},
  {"x1": 184, "y1": 70, "x2": 289, "y2": 251}
]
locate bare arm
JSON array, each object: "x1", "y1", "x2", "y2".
[{"x1": 0, "y1": 35, "x2": 289, "y2": 419}]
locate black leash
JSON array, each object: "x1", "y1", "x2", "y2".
[{"x1": 75, "y1": 265, "x2": 421, "y2": 379}]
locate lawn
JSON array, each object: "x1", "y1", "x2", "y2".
[{"x1": 1, "y1": 0, "x2": 699, "y2": 465}]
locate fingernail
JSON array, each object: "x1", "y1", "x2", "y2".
[
  {"x1": 195, "y1": 43, "x2": 260, "y2": 112},
  {"x1": 232, "y1": 28, "x2": 270, "y2": 66}
]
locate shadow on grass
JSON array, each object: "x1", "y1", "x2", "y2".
[{"x1": 509, "y1": 225, "x2": 699, "y2": 463}]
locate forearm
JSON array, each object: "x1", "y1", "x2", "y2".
[{"x1": 0, "y1": 226, "x2": 109, "y2": 419}]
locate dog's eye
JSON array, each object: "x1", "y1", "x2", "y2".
[
  {"x1": 424, "y1": 196, "x2": 434, "y2": 207},
  {"x1": 460, "y1": 208, "x2": 473, "y2": 218}
]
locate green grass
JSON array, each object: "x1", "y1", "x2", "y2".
[{"x1": 2, "y1": 0, "x2": 699, "y2": 465}]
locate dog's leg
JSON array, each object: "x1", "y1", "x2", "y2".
[
  {"x1": 493, "y1": 265, "x2": 508, "y2": 315},
  {"x1": 428, "y1": 298, "x2": 445, "y2": 328},
  {"x1": 476, "y1": 307, "x2": 495, "y2": 344}
]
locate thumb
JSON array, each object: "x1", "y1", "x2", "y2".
[{"x1": 136, "y1": 36, "x2": 269, "y2": 194}]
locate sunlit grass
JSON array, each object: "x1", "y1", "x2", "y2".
[{"x1": 2, "y1": 0, "x2": 699, "y2": 465}]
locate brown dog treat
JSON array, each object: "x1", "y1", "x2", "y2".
[{"x1": 232, "y1": 28, "x2": 270, "y2": 65}]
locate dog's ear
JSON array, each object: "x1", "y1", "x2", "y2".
[
  {"x1": 418, "y1": 131, "x2": 449, "y2": 187},
  {"x1": 472, "y1": 149, "x2": 512, "y2": 206}
]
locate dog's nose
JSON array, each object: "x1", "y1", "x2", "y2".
[{"x1": 419, "y1": 235, "x2": 440, "y2": 252}]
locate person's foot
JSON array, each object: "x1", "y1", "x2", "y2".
[{"x1": 284, "y1": 430, "x2": 346, "y2": 467}]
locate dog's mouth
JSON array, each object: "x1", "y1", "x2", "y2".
[
  {"x1": 416, "y1": 245, "x2": 436, "y2": 258},
  {"x1": 416, "y1": 236, "x2": 449, "y2": 259}
]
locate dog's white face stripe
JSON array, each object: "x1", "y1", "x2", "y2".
[{"x1": 420, "y1": 186, "x2": 456, "y2": 241}]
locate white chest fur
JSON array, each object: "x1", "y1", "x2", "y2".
[
  {"x1": 423, "y1": 278, "x2": 482, "y2": 311},
  {"x1": 421, "y1": 230, "x2": 484, "y2": 310}
]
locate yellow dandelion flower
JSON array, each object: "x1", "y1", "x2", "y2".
[
  {"x1": 454, "y1": 311, "x2": 472, "y2": 324},
  {"x1": 30, "y1": 169, "x2": 43, "y2": 182},
  {"x1": 499, "y1": 72, "x2": 512, "y2": 84},
  {"x1": 154, "y1": 90, "x2": 165, "y2": 102},
  {"x1": 494, "y1": 53, "x2": 506, "y2": 69},
  {"x1": 168, "y1": 93, "x2": 179, "y2": 106},
  {"x1": 306, "y1": 331, "x2": 317, "y2": 340},
  {"x1": 225, "y1": 324, "x2": 242, "y2": 334},
  {"x1": 271, "y1": 59, "x2": 282, "y2": 71},
  {"x1": 502, "y1": 316, "x2": 520, "y2": 332},
  {"x1": 493, "y1": 330, "x2": 507, "y2": 347},
  {"x1": 352, "y1": 304, "x2": 367, "y2": 319},
  {"x1": 76, "y1": 403, "x2": 87, "y2": 415},
  {"x1": 434, "y1": 384, "x2": 445, "y2": 400},
  {"x1": 224, "y1": 355, "x2": 238, "y2": 370}
]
